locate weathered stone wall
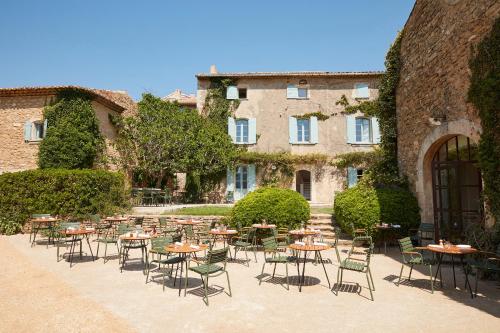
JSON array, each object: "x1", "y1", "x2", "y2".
[
  {"x1": 396, "y1": 0, "x2": 500, "y2": 221},
  {"x1": 0, "y1": 95, "x2": 122, "y2": 173}
]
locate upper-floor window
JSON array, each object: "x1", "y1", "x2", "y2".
[
  {"x1": 24, "y1": 119, "x2": 47, "y2": 142},
  {"x1": 235, "y1": 119, "x2": 249, "y2": 143},
  {"x1": 226, "y1": 86, "x2": 247, "y2": 100},
  {"x1": 355, "y1": 117, "x2": 371, "y2": 143},
  {"x1": 297, "y1": 118, "x2": 310, "y2": 143},
  {"x1": 353, "y1": 83, "x2": 370, "y2": 99},
  {"x1": 287, "y1": 84, "x2": 308, "y2": 99}
]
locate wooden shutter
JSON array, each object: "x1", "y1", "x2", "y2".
[
  {"x1": 347, "y1": 167, "x2": 358, "y2": 188},
  {"x1": 310, "y1": 116, "x2": 319, "y2": 144},
  {"x1": 289, "y1": 116, "x2": 297, "y2": 144},
  {"x1": 248, "y1": 118, "x2": 257, "y2": 144},
  {"x1": 43, "y1": 119, "x2": 48, "y2": 138},
  {"x1": 226, "y1": 86, "x2": 238, "y2": 100},
  {"x1": 227, "y1": 117, "x2": 236, "y2": 143},
  {"x1": 247, "y1": 164, "x2": 257, "y2": 192},
  {"x1": 371, "y1": 117, "x2": 381, "y2": 144},
  {"x1": 346, "y1": 115, "x2": 356, "y2": 144},
  {"x1": 23, "y1": 121, "x2": 32, "y2": 142},
  {"x1": 287, "y1": 84, "x2": 299, "y2": 99}
]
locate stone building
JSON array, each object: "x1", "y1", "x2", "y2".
[
  {"x1": 197, "y1": 70, "x2": 383, "y2": 203},
  {"x1": 396, "y1": 0, "x2": 500, "y2": 240},
  {"x1": 163, "y1": 89, "x2": 197, "y2": 109},
  {"x1": 0, "y1": 86, "x2": 136, "y2": 174}
]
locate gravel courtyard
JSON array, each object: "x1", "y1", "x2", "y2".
[{"x1": 1, "y1": 234, "x2": 499, "y2": 333}]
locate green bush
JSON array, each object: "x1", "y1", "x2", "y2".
[
  {"x1": 0, "y1": 169, "x2": 130, "y2": 235},
  {"x1": 230, "y1": 187, "x2": 310, "y2": 229},
  {"x1": 334, "y1": 185, "x2": 420, "y2": 236}
]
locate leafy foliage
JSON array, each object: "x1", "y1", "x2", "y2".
[
  {"x1": 230, "y1": 187, "x2": 310, "y2": 229},
  {"x1": 202, "y1": 78, "x2": 240, "y2": 130},
  {"x1": 468, "y1": 17, "x2": 500, "y2": 222},
  {"x1": 0, "y1": 169, "x2": 129, "y2": 235},
  {"x1": 38, "y1": 89, "x2": 105, "y2": 169},
  {"x1": 334, "y1": 183, "x2": 420, "y2": 236},
  {"x1": 332, "y1": 150, "x2": 380, "y2": 169},
  {"x1": 294, "y1": 111, "x2": 330, "y2": 121}
]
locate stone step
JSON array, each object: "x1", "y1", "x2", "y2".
[{"x1": 310, "y1": 214, "x2": 332, "y2": 220}]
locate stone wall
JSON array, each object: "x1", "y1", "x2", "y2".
[{"x1": 396, "y1": 0, "x2": 500, "y2": 221}]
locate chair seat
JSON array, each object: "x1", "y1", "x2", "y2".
[
  {"x1": 156, "y1": 256, "x2": 185, "y2": 265},
  {"x1": 265, "y1": 256, "x2": 291, "y2": 263},
  {"x1": 97, "y1": 237, "x2": 117, "y2": 243},
  {"x1": 340, "y1": 259, "x2": 366, "y2": 272},
  {"x1": 189, "y1": 264, "x2": 223, "y2": 275},
  {"x1": 234, "y1": 241, "x2": 252, "y2": 247}
]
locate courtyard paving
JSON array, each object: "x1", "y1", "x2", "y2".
[{"x1": 1, "y1": 234, "x2": 499, "y2": 333}]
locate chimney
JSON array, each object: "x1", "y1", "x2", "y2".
[{"x1": 210, "y1": 64, "x2": 218, "y2": 74}]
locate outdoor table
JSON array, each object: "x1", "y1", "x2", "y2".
[
  {"x1": 376, "y1": 224, "x2": 401, "y2": 254},
  {"x1": 163, "y1": 243, "x2": 208, "y2": 296},
  {"x1": 119, "y1": 234, "x2": 151, "y2": 274},
  {"x1": 209, "y1": 229, "x2": 238, "y2": 249},
  {"x1": 289, "y1": 243, "x2": 331, "y2": 292},
  {"x1": 176, "y1": 220, "x2": 202, "y2": 226},
  {"x1": 104, "y1": 216, "x2": 128, "y2": 224},
  {"x1": 30, "y1": 217, "x2": 60, "y2": 247},
  {"x1": 61, "y1": 228, "x2": 95, "y2": 267},
  {"x1": 252, "y1": 224, "x2": 276, "y2": 247},
  {"x1": 289, "y1": 229, "x2": 321, "y2": 240},
  {"x1": 416, "y1": 244, "x2": 478, "y2": 298}
]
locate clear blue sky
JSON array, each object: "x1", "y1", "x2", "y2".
[{"x1": 0, "y1": 0, "x2": 415, "y2": 100}]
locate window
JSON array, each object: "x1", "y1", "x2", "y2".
[
  {"x1": 355, "y1": 117, "x2": 371, "y2": 143},
  {"x1": 356, "y1": 169, "x2": 364, "y2": 181},
  {"x1": 235, "y1": 119, "x2": 249, "y2": 144},
  {"x1": 297, "y1": 118, "x2": 310, "y2": 143},
  {"x1": 235, "y1": 166, "x2": 248, "y2": 190},
  {"x1": 24, "y1": 120, "x2": 46, "y2": 142},
  {"x1": 287, "y1": 84, "x2": 308, "y2": 99},
  {"x1": 347, "y1": 167, "x2": 363, "y2": 188},
  {"x1": 298, "y1": 87, "x2": 308, "y2": 99},
  {"x1": 33, "y1": 122, "x2": 44, "y2": 140},
  {"x1": 354, "y1": 83, "x2": 370, "y2": 99},
  {"x1": 238, "y1": 88, "x2": 247, "y2": 99}
]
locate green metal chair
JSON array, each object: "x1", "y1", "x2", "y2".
[
  {"x1": 334, "y1": 236, "x2": 375, "y2": 301},
  {"x1": 146, "y1": 236, "x2": 185, "y2": 290},
  {"x1": 273, "y1": 227, "x2": 290, "y2": 252},
  {"x1": 350, "y1": 222, "x2": 368, "y2": 238},
  {"x1": 54, "y1": 222, "x2": 81, "y2": 262},
  {"x1": 184, "y1": 225, "x2": 199, "y2": 244},
  {"x1": 259, "y1": 236, "x2": 293, "y2": 290},
  {"x1": 30, "y1": 213, "x2": 53, "y2": 246},
  {"x1": 96, "y1": 223, "x2": 131, "y2": 264},
  {"x1": 189, "y1": 247, "x2": 231, "y2": 306},
  {"x1": 467, "y1": 244, "x2": 500, "y2": 297},
  {"x1": 396, "y1": 237, "x2": 436, "y2": 293},
  {"x1": 328, "y1": 226, "x2": 342, "y2": 263},
  {"x1": 233, "y1": 227, "x2": 257, "y2": 265}
]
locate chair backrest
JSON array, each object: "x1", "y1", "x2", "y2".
[
  {"x1": 241, "y1": 227, "x2": 255, "y2": 242},
  {"x1": 261, "y1": 236, "x2": 278, "y2": 252},
  {"x1": 117, "y1": 223, "x2": 133, "y2": 235},
  {"x1": 58, "y1": 222, "x2": 80, "y2": 231},
  {"x1": 349, "y1": 236, "x2": 373, "y2": 265},
  {"x1": 418, "y1": 223, "x2": 435, "y2": 240},
  {"x1": 32, "y1": 213, "x2": 52, "y2": 218},
  {"x1": 398, "y1": 237, "x2": 414, "y2": 253},
  {"x1": 151, "y1": 236, "x2": 173, "y2": 251},
  {"x1": 207, "y1": 247, "x2": 229, "y2": 265},
  {"x1": 172, "y1": 233, "x2": 182, "y2": 243},
  {"x1": 158, "y1": 217, "x2": 167, "y2": 228},
  {"x1": 332, "y1": 226, "x2": 341, "y2": 246},
  {"x1": 185, "y1": 225, "x2": 195, "y2": 237},
  {"x1": 135, "y1": 216, "x2": 144, "y2": 225}
]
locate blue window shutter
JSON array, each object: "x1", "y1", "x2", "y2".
[
  {"x1": 354, "y1": 83, "x2": 369, "y2": 99},
  {"x1": 227, "y1": 117, "x2": 236, "y2": 143},
  {"x1": 347, "y1": 167, "x2": 358, "y2": 188},
  {"x1": 346, "y1": 115, "x2": 356, "y2": 143},
  {"x1": 226, "y1": 168, "x2": 235, "y2": 193},
  {"x1": 289, "y1": 116, "x2": 297, "y2": 144},
  {"x1": 310, "y1": 116, "x2": 319, "y2": 144},
  {"x1": 226, "y1": 86, "x2": 238, "y2": 100},
  {"x1": 248, "y1": 118, "x2": 257, "y2": 144},
  {"x1": 23, "y1": 121, "x2": 32, "y2": 142},
  {"x1": 43, "y1": 119, "x2": 48, "y2": 138},
  {"x1": 247, "y1": 164, "x2": 256, "y2": 191},
  {"x1": 287, "y1": 84, "x2": 298, "y2": 99},
  {"x1": 371, "y1": 117, "x2": 381, "y2": 144}
]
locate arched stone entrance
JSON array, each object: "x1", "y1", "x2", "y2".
[{"x1": 296, "y1": 170, "x2": 311, "y2": 201}]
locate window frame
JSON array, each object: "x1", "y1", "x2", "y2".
[
  {"x1": 355, "y1": 117, "x2": 372, "y2": 144},
  {"x1": 235, "y1": 118, "x2": 249, "y2": 144},
  {"x1": 296, "y1": 118, "x2": 311, "y2": 143},
  {"x1": 32, "y1": 121, "x2": 45, "y2": 141},
  {"x1": 353, "y1": 83, "x2": 370, "y2": 99},
  {"x1": 235, "y1": 165, "x2": 248, "y2": 191},
  {"x1": 237, "y1": 87, "x2": 247, "y2": 100}
]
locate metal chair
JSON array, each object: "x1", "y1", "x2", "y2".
[
  {"x1": 396, "y1": 237, "x2": 436, "y2": 293},
  {"x1": 259, "y1": 236, "x2": 293, "y2": 290}
]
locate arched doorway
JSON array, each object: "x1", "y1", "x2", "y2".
[
  {"x1": 432, "y1": 135, "x2": 482, "y2": 242},
  {"x1": 296, "y1": 170, "x2": 311, "y2": 201}
]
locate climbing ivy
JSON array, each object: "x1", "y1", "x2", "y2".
[
  {"x1": 294, "y1": 111, "x2": 330, "y2": 121},
  {"x1": 468, "y1": 17, "x2": 500, "y2": 222},
  {"x1": 202, "y1": 78, "x2": 240, "y2": 130}
]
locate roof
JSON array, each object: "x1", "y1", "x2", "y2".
[
  {"x1": 0, "y1": 86, "x2": 136, "y2": 113},
  {"x1": 196, "y1": 71, "x2": 384, "y2": 79},
  {"x1": 162, "y1": 89, "x2": 197, "y2": 106}
]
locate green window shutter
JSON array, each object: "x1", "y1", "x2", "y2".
[
  {"x1": 43, "y1": 119, "x2": 48, "y2": 138},
  {"x1": 23, "y1": 121, "x2": 32, "y2": 142},
  {"x1": 287, "y1": 84, "x2": 298, "y2": 99},
  {"x1": 248, "y1": 118, "x2": 257, "y2": 144},
  {"x1": 347, "y1": 167, "x2": 358, "y2": 188},
  {"x1": 346, "y1": 115, "x2": 356, "y2": 143},
  {"x1": 227, "y1": 117, "x2": 236, "y2": 143},
  {"x1": 310, "y1": 116, "x2": 319, "y2": 144},
  {"x1": 226, "y1": 168, "x2": 235, "y2": 193},
  {"x1": 247, "y1": 164, "x2": 257, "y2": 192},
  {"x1": 289, "y1": 116, "x2": 297, "y2": 144},
  {"x1": 371, "y1": 117, "x2": 381, "y2": 144},
  {"x1": 226, "y1": 86, "x2": 238, "y2": 100}
]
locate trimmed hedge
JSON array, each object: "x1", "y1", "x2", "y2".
[
  {"x1": 230, "y1": 187, "x2": 310, "y2": 229},
  {"x1": 334, "y1": 185, "x2": 420, "y2": 236},
  {"x1": 0, "y1": 169, "x2": 130, "y2": 235}
]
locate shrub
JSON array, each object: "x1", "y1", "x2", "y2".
[
  {"x1": 334, "y1": 184, "x2": 420, "y2": 236},
  {"x1": 0, "y1": 169, "x2": 130, "y2": 235},
  {"x1": 230, "y1": 187, "x2": 310, "y2": 229}
]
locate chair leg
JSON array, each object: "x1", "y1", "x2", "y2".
[
  {"x1": 272, "y1": 263, "x2": 277, "y2": 278},
  {"x1": 96, "y1": 240, "x2": 100, "y2": 258},
  {"x1": 366, "y1": 272, "x2": 374, "y2": 301},
  {"x1": 397, "y1": 264, "x2": 404, "y2": 286},
  {"x1": 429, "y1": 265, "x2": 434, "y2": 294},
  {"x1": 368, "y1": 267, "x2": 375, "y2": 291},
  {"x1": 203, "y1": 276, "x2": 209, "y2": 306},
  {"x1": 225, "y1": 271, "x2": 232, "y2": 297},
  {"x1": 474, "y1": 268, "x2": 479, "y2": 297},
  {"x1": 285, "y1": 263, "x2": 290, "y2": 290},
  {"x1": 409, "y1": 265, "x2": 413, "y2": 281},
  {"x1": 259, "y1": 262, "x2": 266, "y2": 285}
]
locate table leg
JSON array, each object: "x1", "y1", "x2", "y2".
[
  {"x1": 434, "y1": 253, "x2": 443, "y2": 287},
  {"x1": 299, "y1": 251, "x2": 307, "y2": 292},
  {"x1": 85, "y1": 235, "x2": 95, "y2": 261},
  {"x1": 31, "y1": 225, "x2": 39, "y2": 247},
  {"x1": 143, "y1": 242, "x2": 149, "y2": 275},
  {"x1": 318, "y1": 251, "x2": 331, "y2": 288},
  {"x1": 452, "y1": 254, "x2": 456, "y2": 289},
  {"x1": 178, "y1": 254, "x2": 185, "y2": 297},
  {"x1": 184, "y1": 259, "x2": 189, "y2": 297},
  {"x1": 69, "y1": 236, "x2": 76, "y2": 267},
  {"x1": 460, "y1": 256, "x2": 473, "y2": 298}
]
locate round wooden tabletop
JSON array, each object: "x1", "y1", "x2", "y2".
[
  {"x1": 164, "y1": 243, "x2": 208, "y2": 253},
  {"x1": 119, "y1": 234, "x2": 151, "y2": 241},
  {"x1": 62, "y1": 229, "x2": 95, "y2": 236},
  {"x1": 289, "y1": 243, "x2": 331, "y2": 252},
  {"x1": 176, "y1": 220, "x2": 202, "y2": 226},
  {"x1": 252, "y1": 224, "x2": 276, "y2": 229},
  {"x1": 416, "y1": 245, "x2": 478, "y2": 255},
  {"x1": 289, "y1": 229, "x2": 320, "y2": 236},
  {"x1": 31, "y1": 218, "x2": 60, "y2": 223},
  {"x1": 209, "y1": 229, "x2": 238, "y2": 236}
]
